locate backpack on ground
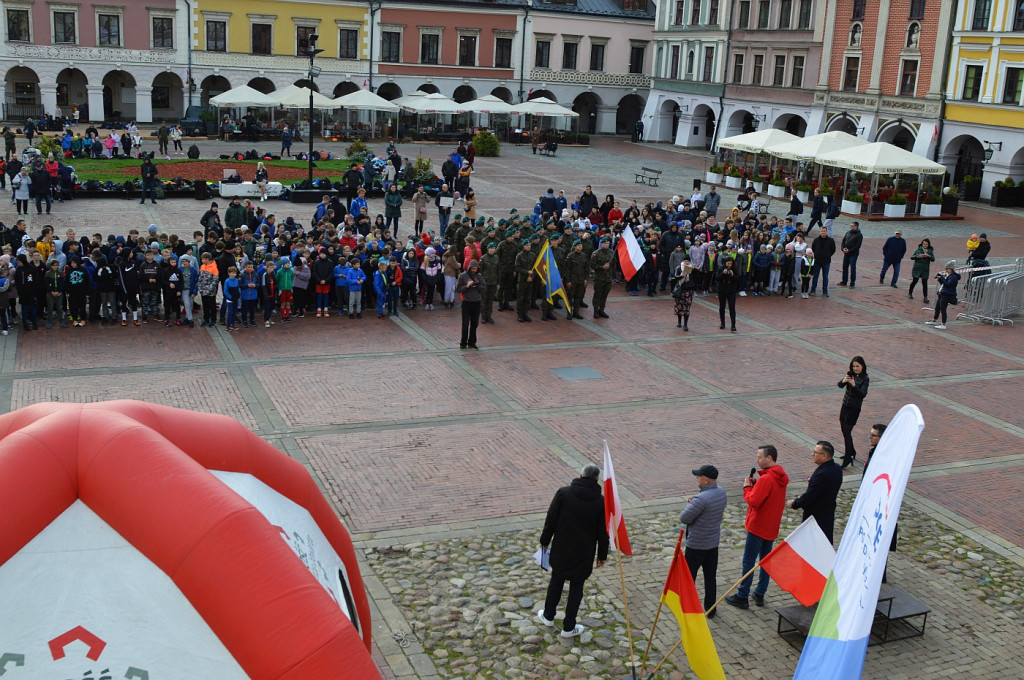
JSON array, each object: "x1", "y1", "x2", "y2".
[{"x1": 187, "y1": 144, "x2": 200, "y2": 159}]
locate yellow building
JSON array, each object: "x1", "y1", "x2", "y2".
[
  {"x1": 191, "y1": 0, "x2": 369, "y2": 106},
  {"x1": 941, "y1": 0, "x2": 1024, "y2": 198}
]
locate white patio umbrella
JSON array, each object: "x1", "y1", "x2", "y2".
[
  {"x1": 330, "y1": 89, "x2": 399, "y2": 112},
  {"x1": 396, "y1": 92, "x2": 467, "y2": 114},
  {"x1": 817, "y1": 142, "x2": 947, "y2": 215},
  {"x1": 462, "y1": 94, "x2": 522, "y2": 115},
  {"x1": 763, "y1": 130, "x2": 868, "y2": 161},
  {"x1": 516, "y1": 97, "x2": 578, "y2": 117},
  {"x1": 209, "y1": 85, "x2": 280, "y2": 108},
  {"x1": 275, "y1": 85, "x2": 336, "y2": 109},
  {"x1": 716, "y1": 128, "x2": 800, "y2": 153}
]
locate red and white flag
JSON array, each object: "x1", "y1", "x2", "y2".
[
  {"x1": 759, "y1": 518, "x2": 835, "y2": 606},
  {"x1": 602, "y1": 441, "x2": 632, "y2": 555},
  {"x1": 616, "y1": 226, "x2": 645, "y2": 282}
]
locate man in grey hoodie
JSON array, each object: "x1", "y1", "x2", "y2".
[
  {"x1": 680, "y1": 464, "x2": 727, "y2": 616},
  {"x1": 456, "y1": 259, "x2": 484, "y2": 350}
]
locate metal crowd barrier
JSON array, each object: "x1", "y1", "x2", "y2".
[{"x1": 955, "y1": 258, "x2": 1024, "y2": 326}]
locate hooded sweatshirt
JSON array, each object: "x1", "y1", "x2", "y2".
[
  {"x1": 456, "y1": 260, "x2": 484, "y2": 302},
  {"x1": 742, "y1": 463, "x2": 789, "y2": 541}
]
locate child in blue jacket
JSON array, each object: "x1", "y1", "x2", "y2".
[
  {"x1": 223, "y1": 266, "x2": 241, "y2": 330},
  {"x1": 373, "y1": 259, "x2": 388, "y2": 319},
  {"x1": 333, "y1": 259, "x2": 350, "y2": 316},
  {"x1": 346, "y1": 257, "x2": 366, "y2": 319},
  {"x1": 240, "y1": 261, "x2": 259, "y2": 328}
]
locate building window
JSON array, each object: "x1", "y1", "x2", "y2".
[
  {"x1": 251, "y1": 24, "x2": 272, "y2": 54},
  {"x1": 691, "y1": 0, "x2": 702, "y2": 24},
  {"x1": 900, "y1": 60, "x2": 918, "y2": 95},
  {"x1": 420, "y1": 34, "x2": 439, "y2": 64},
  {"x1": 1015, "y1": 2, "x2": 1024, "y2": 30},
  {"x1": 843, "y1": 56, "x2": 860, "y2": 91},
  {"x1": 458, "y1": 34, "x2": 476, "y2": 66},
  {"x1": 1003, "y1": 67, "x2": 1024, "y2": 103},
  {"x1": 536, "y1": 40, "x2": 551, "y2": 68},
  {"x1": 852, "y1": 0, "x2": 866, "y2": 20},
  {"x1": 562, "y1": 41, "x2": 577, "y2": 70},
  {"x1": 590, "y1": 43, "x2": 606, "y2": 71},
  {"x1": 339, "y1": 29, "x2": 358, "y2": 60},
  {"x1": 206, "y1": 21, "x2": 226, "y2": 52},
  {"x1": 962, "y1": 64, "x2": 983, "y2": 100},
  {"x1": 752, "y1": 54, "x2": 764, "y2": 84},
  {"x1": 381, "y1": 31, "x2": 401, "y2": 62},
  {"x1": 152, "y1": 17, "x2": 173, "y2": 49},
  {"x1": 709, "y1": 0, "x2": 720, "y2": 24},
  {"x1": 703, "y1": 45, "x2": 715, "y2": 81},
  {"x1": 98, "y1": 13, "x2": 120, "y2": 46},
  {"x1": 909, "y1": 0, "x2": 925, "y2": 19},
  {"x1": 792, "y1": 54, "x2": 804, "y2": 87},
  {"x1": 6, "y1": 9, "x2": 29, "y2": 42},
  {"x1": 629, "y1": 45, "x2": 645, "y2": 73},
  {"x1": 670, "y1": 45, "x2": 680, "y2": 78},
  {"x1": 779, "y1": 0, "x2": 792, "y2": 28},
  {"x1": 297, "y1": 26, "x2": 317, "y2": 55},
  {"x1": 623, "y1": 0, "x2": 647, "y2": 9},
  {"x1": 732, "y1": 53, "x2": 744, "y2": 82},
  {"x1": 738, "y1": 1, "x2": 750, "y2": 28},
  {"x1": 495, "y1": 37, "x2": 513, "y2": 68},
  {"x1": 54, "y1": 11, "x2": 76, "y2": 44},
  {"x1": 13, "y1": 82, "x2": 35, "y2": 105},
  {"x1": 773, "y1": 55, "x2": 786, "y2": 85},
  {"x1": 798, "y1": 0, "x2": 812, "y2": 28},
  {"x1": 674, "y1": 1, "x2": 685, "y2": 25},
  {"x1": 758, "y1": 0, "x2": 770, "y2": 28},
  {"x1": 152, "y1": 86, "x2": 170, "y2": 109},
  {"x1": 685, "y1": 49, "x2": 694, "y2": 76},
  {"x1": 972, "y1": 0, "x2": 991, "y2": 30}
]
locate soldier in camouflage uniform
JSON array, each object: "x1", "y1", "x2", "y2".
[
  {"x1": 496, "y1": 225, "x2": 519, "y2": 311},
  {"x1": 515, "y1": 238, "x2": 535, "y2": 322},
  {"x1": 479, "y1": 241, "x2": 499, "y2": 324},
  {"x1": 539, "y1": 231, "x2": 563, "y2": 321},
  {"x1": 590, "y1": 236, "x2": 614, "y2": 319},
  {"x1": 529, "y1": 231, "x2": 543, "y2": 310},
  {"x1": 563, "y1": 239, "x2": 589, "y2": 320}
]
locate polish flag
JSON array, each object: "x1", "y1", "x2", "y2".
[
  {"x1": 616, "y1": 226, "x2": 645, "y2": 282},
  {"x1": 759, "y1": 518, "x2": 836, "y2": 606},
  {"x1": 602, "y1": 441, "x2": 632, "y2": 555}
]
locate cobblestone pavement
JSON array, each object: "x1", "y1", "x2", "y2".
[{"x1": 2, "y1": 138, "x2": 1024, "y2": 678}]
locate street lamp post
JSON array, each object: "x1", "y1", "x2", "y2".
[
  {"x1": 306, "y1": 34, "x2": 325, "y2": 185},
  {"x1": 368, "y1": 0, "x2": 382, "y2": 93}
]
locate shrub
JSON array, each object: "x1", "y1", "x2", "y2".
[
  {"x1": 964, "y1": 175, "x2": 980, "y2": 184},
  {"x1": 345, "y1": 140, "x2": 372, "y2": 164},
  {"x1": 576, "y1": 133, "x2": 590, "y2": 145},
  {"x1": 410, "y1": 156, "x2": 436, "y2": 183},
  {"x1": 472, "y1": 130, "x2": 500, "y2": 157},
  {"x1": 1004, "y1": 177, "x2": 1015, "y2": 187},
  {"x1": 887, "y1": 193, "x2": 907, "y2": 205},
  {"x1": 845, "y1": 191, "x2": 864, "y2": 203},
  {"x1": 819, "y1": 186, "x2": 835, "y2": 196},
  {"x1": 796, "y1": 183, "x2": 812, "y2": 192},
  {"x1": 727, "y1": 167, "x2": 742, "y2": 177},
  {"x1": 709, "y1": 165, "x2": 724, "y2": 174},
  {"x1": 35, "y1": 135, "x2": 63, "y2": 160}
]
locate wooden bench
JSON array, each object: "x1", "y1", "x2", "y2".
[{"x1": 635, "y1": 166, "x2": 663, "y2": 187}]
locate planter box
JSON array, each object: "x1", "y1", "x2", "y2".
[
  {"x1": 797, "y1": 190, "x2": 810, "y2": 203},
  {"x1": 990, "y1": 185, "x2": 1021, "y2": 208},
  {"x1": 767, "y1": 184, "x2": 787, "y2": 198},
  {"x1": 963, "y1": 182, "x2": 982, "y2": 201},
  {"x1": 884, "y1": 203, "x2": 907, "y2": 218},
  {"x1": 725, "y1": 175, "x2": 743, "y2": 189},
  {"x1": 941, "y1": 195, "x2": 959, "y2": 215},
  {"x1": 841, "y1": 199, "x2": 863, "y2": 215},
  {"x1": 919, "y1": 203, "x2": 941, "y2": 217},
  {"x1": 705, "y1": 172, "x2": 724, "y2": 185}
]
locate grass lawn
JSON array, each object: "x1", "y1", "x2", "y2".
[{"x1": 66, "y1": 158, "x2": 355, "y2": 183}]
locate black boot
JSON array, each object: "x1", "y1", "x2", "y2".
[
  {"x1": 572, "y1": 312, "x2": 584, "y2": 319},
  {"x1": 677, "y1": 315, "x2": 682, "y2": 328},
  {"x1": 599, "y1": 310, "x2": 609, "y2": 318},
  {"x1": 683, "y1": 315, "x2": 689, "y2": 332}
]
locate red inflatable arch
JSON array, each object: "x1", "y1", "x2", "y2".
[{"x1": 0, "y1": 400, "x2": 379, "y2": 680}]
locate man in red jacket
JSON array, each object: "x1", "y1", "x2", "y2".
[{"x1": 726, "y1": 444, "x2": 789, "y2": 609}]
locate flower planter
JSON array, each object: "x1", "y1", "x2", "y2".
[
  {"x1": 883, "y1": 203, "x2": 907, "y2": 218},
  {"x1": 797, "y1": 190, "x2": 810, "y2": 203},
  {"x1": 705, "y1": 172, "x2": 724, "y2": 185},
  {"x1": 725, "y1": 175, "x2": 743, "y2": 189},
  {"x1": 963, "y1": 182, "x2": 982, "y2": 201},
  {"x1": 941, "y1": 195, "x2": 959, "y2": 215},
  {"x1": 918, "y1": 203, "x2": 941, "y2": 217},
  {"x1": 841, "y1": 199, "x2": 863, "y2": 215},
  {"x1": 767, "y1": 184, "x2": 787, "y2": 198}
]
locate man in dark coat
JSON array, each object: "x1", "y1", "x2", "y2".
[
  {"x1": 537, "y1": 464, "x2": 609, "y2": 638},
  {"x1": 788, "y1": 441, "x2": 843, "y2": 544},
  {"x1": 880, "y1": 229, "x2": 907, "y2": 287}
]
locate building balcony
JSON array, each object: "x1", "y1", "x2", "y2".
[
  {"x1": 193, "y1": 51, "x2": 364, "y2": 74},
  {"x1": 529, "y1": 68, "x2": 652, "y2": 88},
  {"x1": 651, "y1": 78, "x2": 723, "y2": 96}
]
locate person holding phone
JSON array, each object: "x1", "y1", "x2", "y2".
[
  {"x1": 837, "y1": 356, "x2": 869, "y2": 469},
  {"x1": 456, "y1": 259, "x2": 484, "y2": 350}
]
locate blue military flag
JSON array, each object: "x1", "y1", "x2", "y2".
[{"x1": 532, "y1": 241, "x2": 571, "y2": 314}]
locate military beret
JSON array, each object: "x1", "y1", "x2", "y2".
[
  {"x1": 505, "y1": 228, "x2": 517, "y2": 238},
  {"x1": 521, "y1": 238, "x2": 532, "y2": 245},
  {"x1": 510, "y1": 208, "x2": 518, "y2": 214},
  {"x1": 549, "y1": 232, "x2": 562, "y2": 239},
  {"x1": 485, "y1": 226, "x2": 496, "y2": 233},
  {"x1": 453, "y1": 214, "x2": 462, "y2": 220},
  {"x1": 476, "y1": 217, "x2": 486, "y2": 225},
  {"x1": 498, "y1": 219, "x2": 508, "y2": 226},
  {"x1": 487, "y1": 241, "x2": 498, "y2": 249},
  {"x1": 600, "y1": 236, "x2": 611, "y2": 243},
  {"x1": 573, "y1": 239, "x2": 583, "y2": 246}
]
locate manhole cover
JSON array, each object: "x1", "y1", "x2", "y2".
[{"x1": 551, "y1": 366, "x2": 605, "y2": 381}]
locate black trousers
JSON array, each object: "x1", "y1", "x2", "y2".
[
  {"x1": 839, "y1": 404, "x2": 861, "y2": 463},
  {"x1": 460, "y1": 300, "x2": 480, "y2": 347},
  {"x1": 684, "y1": 546, "x2": 719, "y2": 612},
  {"x1": 542, "y1": 573, "x2": 586, "y2": 633},
  {"x1": 718, "y1": 292, "x2": 737, "y2": 327}
]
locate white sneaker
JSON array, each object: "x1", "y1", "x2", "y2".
[
  {"x1": 560, "y1": 624, "x2": 585, "y2": 638},
  {"x1": 924, "y1": 320, "x2": 935, "y2": 325},
  {"x1": 1, "y1": 330, "x2": 7, "y2": 335},
  {"x1": 536, "y1": 609, "x2": 555, "y2": 627},
  {"x1": 738, "y1": 291, "x2": 747, "y2": 297},
  {"x1": 934, "y1": 324, "x2": 946, "y2": 329}
]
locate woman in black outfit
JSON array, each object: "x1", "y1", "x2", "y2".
[
  {"x1": 718, "y1": 256, "x2": 738, "y2": 332},
  {"x1": 838, "y1": 355, "x2": 869, "y2": 469}
]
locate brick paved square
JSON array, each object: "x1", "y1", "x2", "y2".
[
  {"x1": 729, "y1": 293, "x2": 898, "y2": 331},
  {"x1": 254, "y1": 355, "x2": 499, "y2": 427},
  {"x1": 409, "y1": 305, "x2": 601, "y2": 348},
  {"x1": 950, "y1": 322, "x2": 1024, "y2": 359},
  {"x1": 14, "y1": 325, "x2": 219, "y2": 373},
  {"x1": 298, "y1": 421, "x2": 572, "y2": 532},
  {"x1": 10, "y1": 369, "x2": 259, "y2": 430},
  {"x1": 597, "y1": 295, "x2": 759, "y2": 339},
  {"x1": 910, "y1": 464, "x2": 1024, "y2": 548},
  {"x1": 466, "y1": 346, "x2": 704, "y2": 409},
  {"x1": 229, "y1": 315, "x2": 426, "y2": 359},
  {"x1": 543, "y1": 404, "x2": 796, "y2": 500},
  {"x1": 920, "y1": 375, "x2": 1024, "y2": 430}
]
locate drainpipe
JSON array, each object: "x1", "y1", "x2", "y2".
[
  {"x1": 519, "y1": 6, "x2": 530, "y2": 102},
  {"x1": 184, "y1": 0, "x2": 193, "y2": 111},
  {"x1": 709, "y1": 0, "x2": 735, "y2": 152},
  {"x1": 368, "y1": 1, "x2": 381, "y2": 92},
  {"x1": 932, "y1": 0, "x2": 958, "y2": 174}
]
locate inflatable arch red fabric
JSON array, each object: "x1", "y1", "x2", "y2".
[{"x1": 0, "y1": 401, "x2": 380, "y2": 680}]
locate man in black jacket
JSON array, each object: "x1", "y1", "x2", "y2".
[
  {"x1": 341, "y1": 164, "x2": 363, "y2": 211},
  {"x1": 30, "y1": 162, "x2": 51, "y2": 215},
  {"x1": 139, "y1": 156, "x2": 158, "y2": 205},
  {"x1": 788, "y1": 441, "x2": 843, "y2": 544},
  {"x1": 537, "y1": 464, "x2": 609, "y2": 639},
  {"x1": 578, "y1": 185, "x2": 599, "y2": 217},
  {"x1": 837, "y1": 221, "x2": 863, "y2": 287},
  {"x1": 809, "y1": 226, "x2": 836, "y2": 297}
]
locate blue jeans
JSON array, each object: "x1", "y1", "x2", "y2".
[
  {"x1": 811, "y1": 261, "x2": 830, "y2": 294},
  {"x1": 438, "y1": 211, "x2": 451, "y2": 236},
  {"x1": 35, "y1": 191, "x2": 52, "y2": 214},
  {"x1": 880, "y1": 259, "x2": 901, "y2": 285},
  {"x1": 841, "y1": 253, "x2": 858, "y2": 284},
  {"x1": 736, "y1": 532, "x2": 774, "y2": 599}
]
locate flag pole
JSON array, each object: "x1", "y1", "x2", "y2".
[
  {"x1": 613, "y1": 536, "x2": 639, "y2": 680},
  {"x1": 638, "y1": 530, "x2": 683, "y2": 676}
]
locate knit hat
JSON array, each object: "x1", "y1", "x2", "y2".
[
  {"x1": 148, "y1": 224, "x2": 158, "y2": 233},
  {"x1": 945, "y1": 260, "x2": 956, "y2": 269},
  {"x1": 426, "y1": 247, "x2": 436, "y2": 256}
]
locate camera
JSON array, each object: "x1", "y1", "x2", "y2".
[{"x1": 847, "y1": 371, "x2": 854, "y2": 377}]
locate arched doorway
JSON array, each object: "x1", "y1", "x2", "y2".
[
  {"x1": 102, "y1": 70, "x2": 137, "y2": 121},
  {"x1": 943, "y1": 135, "x2": 984, "y2": 184},
  {"x1": 616, "y1": 94, "x2": 645, "y2": 135},
  {"x1": 4, "y1": 66, "x2": 41, "y2": 119},
  {"x1": 528, "y1": 90, "x2": 556, "y2": 102},
  {"x1": 152, "y1": 72, "x2": 184, "y2": 121},
  {"x1": 691, "y1": 104, "x2": 716, "y2": 149},
  {"x1": 417, "y1": 83, "x2": 439, "y2": 94},
  {"x1": 573, "y1": 92, "x2": 601, "y2": 135},
  {"x1": 491, "y1": 87, "x2": 513, "y2": 103},
  {"x1": 248, "y1": 77, "x2": 275, "y2": 94},
  {"x1": 200, "y1": 75, "x2": 231, "y2": 108},
  {"x1": 876, "y1": 121, "x2": 915, "y2": 150},
  {"x1": 376, "y1": 82, "x2": 402, "y2": 100},
  {"x1": 453, "y1": 85, "x2": 476, "y2": 103},
  {"x1": 726, "y1": 109, "x2": 755, "y2": 136},
  {"x1": 333, "y1": 82, "x2": 358, "y2": 97},
  {"x1": 56, "y1": 68, "x2": 88, "y2": 119},
  {"x1": 774, "y1": 113, "x2": 807, "y2": 137},
  {"x1": 826, "y1": 113, "x2": 860, "y2": 135},
  {"x1": 659, "y1": 99, "x2": 680, "y2": 143},
  {"x1": 1006, "y1": 146, "x2": 1024, "y2": 184},
  {"x1": 293, "y1": 79, "x2": 319, "y2": 91}
]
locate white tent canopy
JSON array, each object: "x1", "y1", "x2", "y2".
[
  {"x1": 517, "y1": 97, "x2": 578, "y2": 118},
  {"x1": 395, "y1": 92, "x2": 467, "y2": 114},
  {"x1": 763, "y1": 130, "x2": 869, "y2": 161},
  {"x1": 331, "y1": 89, "x2": 399, "y2": 112},
  {"x1": 462, "y1": 94, "x2": 522, "y2": 115},
  {"x1": 209, "y1": 85, "x2": 280, "y2": 108},
  {"x1": 275, "y1": 84, "x2": 337, "y2": 109},
  {"x1": 717, "y1": 128, "x2": 801, "y2": 153},
  {"x1": 815, "y1": 142, "x2": 947, "y2": 174}
]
